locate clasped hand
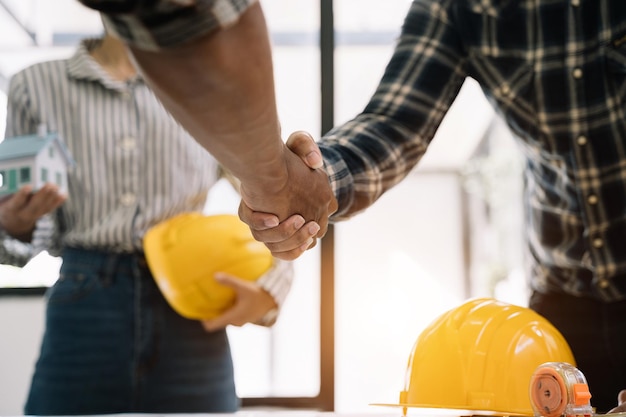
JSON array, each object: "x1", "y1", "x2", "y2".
[{"x1": 239, "y1": 131, "x2": 337, "y2": 260}]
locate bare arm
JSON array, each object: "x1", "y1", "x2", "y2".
[
  {"x1": 128, "y1": 3, "x2": 285, "y2": 197},
  {"x1": 123, "y1": 3, "x2": 336, "y2": 255}
]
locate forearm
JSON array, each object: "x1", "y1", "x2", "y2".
[
  {"x1": 86, "y1": 1, "x2": 337, "y2": 240},
  {"x1": 128, "y1": 3, "x2": 286, "y2": 201}
]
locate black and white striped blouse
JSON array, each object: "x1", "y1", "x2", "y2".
[{"x1": 1, "y1": 39, "x2": 292, "y2": 310}]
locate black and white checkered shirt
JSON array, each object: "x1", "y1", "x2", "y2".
[{"x1": 319, "y1": 0, "x2": 626, "y2": 302}]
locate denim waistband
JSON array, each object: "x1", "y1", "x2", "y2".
[{"x1": 60, "y1": 246, "x2": 149, "y2": 275}]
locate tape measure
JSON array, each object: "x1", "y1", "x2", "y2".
[{"x1": 530, "y1": 362, "x2": 594, "y2": 417}]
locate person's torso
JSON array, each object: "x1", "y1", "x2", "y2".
[
  {"x1": 456, "y1": 0, "x2": 626, "y2": 299},
  {"x1": 17, "y1": 52, "x2": 220, "y2": 252}
]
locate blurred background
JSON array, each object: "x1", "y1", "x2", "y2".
[{"x1": 0, "y1": 0, "x2": 526, "y2": 414}]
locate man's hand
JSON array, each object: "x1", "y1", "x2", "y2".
[
  {"x1": 238, "y1": 131, "x2": 337, "y2": 260},
  {"x1": 608, "y1": 389, "x2": 626, "y2": 414},
  {"x1": 200, "y1": 273, "x2": 278, "y2": 332},
  {"x1": 0, "y1": 184, "x2": 66, "y2": 241}
]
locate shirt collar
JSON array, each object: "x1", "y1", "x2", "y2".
[{"x1": 66, "y1": 38, "x2": 142, "y2": 90}]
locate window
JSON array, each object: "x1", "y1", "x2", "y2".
[
  {"x1": 1, "y1": 169, "x2": 17, "y2": 192},
  {"x1": 20, "y1": 167, "x2": 30, "y2": 183},
  {"x1": 40, "y1": 167, "x2": 48, "y2": 182},
  {"x1": 55, "y1": 171, "x2": 62, "y2": 187},
  {"x1": 329, "y1": 0, "x2": 525, "y2": 411},
  {"x1": 0, "y1": 1, "x2": 527, "y2": 415},
  {"x1": 224, "y1": 0, "x2": 330, "y2": 408},
  {"x1": 0, "y1": 170, "x2": 5, "y2": 189},
  {"x1": 48, "y1": 146, "x2": 54, "y2": 158}
]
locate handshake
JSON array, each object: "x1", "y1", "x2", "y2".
[{"x1": 238, "y1": 131, "x2": 338, "y2": 261}]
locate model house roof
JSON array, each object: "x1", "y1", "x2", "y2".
[{"x1": 0, "y1": 132, "x2": 74, "y2": 166}]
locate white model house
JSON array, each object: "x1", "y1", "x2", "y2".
[{"x1": 0, "y1": 129, "x2": 74, "y2": 198}]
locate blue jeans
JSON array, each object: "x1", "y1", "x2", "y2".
[
  {"x1": 529, "y1": 290, "x2": 626, "y2": 413},
  {"x1": 25, "y1": 247, "x2": 238, "y2": 415}
]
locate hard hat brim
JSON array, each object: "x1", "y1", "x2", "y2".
[{"x1": 370, "y1": 403, "x2": 533, "y2": 416}]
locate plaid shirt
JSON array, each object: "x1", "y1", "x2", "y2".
[
  {"x1": 79, "y1": 0, "x2": 256, "y2": 50},
  {"x1": 320, "y1": 0, "x2": 626, "y2": 302}
]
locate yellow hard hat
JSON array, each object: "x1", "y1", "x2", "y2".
[
  {"x1": 377, "y1": 298, "x2": 575, "y2": 416},
  {"x1": 143, "y1": 213, "x2": 273, "y2": 320}
]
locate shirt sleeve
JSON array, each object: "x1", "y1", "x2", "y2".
[
  {"x1": 78, "y1": 0, "x2": 258, "y2": 51},
  {"x1": 0, "y1": 72, "x2": 59, "y2": 265},
  {"x1": 254, "y1": 257, "x2": 294, "y2": 327},
  {"x1": 319, "y1": 0, "x2": 468, "y2": 221},
  {"x1": 5, "y1": 71, "x2": 38, "y2": 138},
  {"x1": 0, "y1": 229, "x2": 32, "y2": 267}
]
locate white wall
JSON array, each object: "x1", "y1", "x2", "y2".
[
  {"x1": 0, "y1": 296, "x2": 45, "y2": 415},
  {"x1": 334, "y1": 172, "x2": 468, "y2": 412}
]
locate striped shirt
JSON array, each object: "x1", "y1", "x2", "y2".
[
  {"x1": 0, "y1": 39, "x2": 292, "y2": 315},
  {"x1": 319, "y1": 0, "x2": 626, "y2": 302}
]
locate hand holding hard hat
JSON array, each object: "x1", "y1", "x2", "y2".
[
  {"x1": 200, "y1": 272, "x2": 277, "y2": 332},
  {"x1": 143, "y1": 213, "x2": 274, "y2": 320}
]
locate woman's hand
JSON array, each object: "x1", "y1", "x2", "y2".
[
  {"x1": 200, "y1": 273, "x2": 278, "y2": 332},
  {"x1": 0, "y1": 184, "x2": 66, "y2": 241}
]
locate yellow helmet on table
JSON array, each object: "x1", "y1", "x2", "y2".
[
  {"x1": 143, "y1": 213, "x2": 273, "y2": 320},
  {"x1": 378, "y1": 298, "x2": 575, "y2": 416}
]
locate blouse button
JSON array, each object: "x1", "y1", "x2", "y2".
[
  {"x1": 587, "y1": 194, "x2": 598, "y2": 205},
  {"x1": 592, "y1": 238, "x2": 604, "y2": 248},
  {"x1": 576, "y1": 135, "x2": 587, "y2": 146},
  {"x1": 120, "y1": 137, "x2": 137, "y2": 151},
  {"x1": 572, "y1": 68, "x2": 583, "y2": 79},
  {"x1": 120, "y1": 193, "x2": 137, "y2": 207}
]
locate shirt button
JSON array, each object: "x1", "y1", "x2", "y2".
[
  {"x1": 592, "y1": 238, "x2": 604, "y2": 248},
  {"x1": 500, "y1": 84, "x2": 511, "y2": 96},
  {"x1": 571, "y1": 0, "x2": 580, "y2": 6},
  {"x1": 572, "y1": 68, "x2": 583, "y2": 79},
  {"x1": 576, "y1": 135, "x2": 587, "y2": 146},
  {"x1": 120, "y1": 91, "x2": 132, "y2": 100},
  {"x1": 120, "y1": 193, "x2": 136, "y2": 206},
  {"x1": 120, "y1": 137, "x2": 137, "y2": 151},
  {"x1": 587, "y1": 194, "x2": 598, "y2": 205},
  {"x1": 598, "y1": 279, "x2": 610, "y2": 289}
]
